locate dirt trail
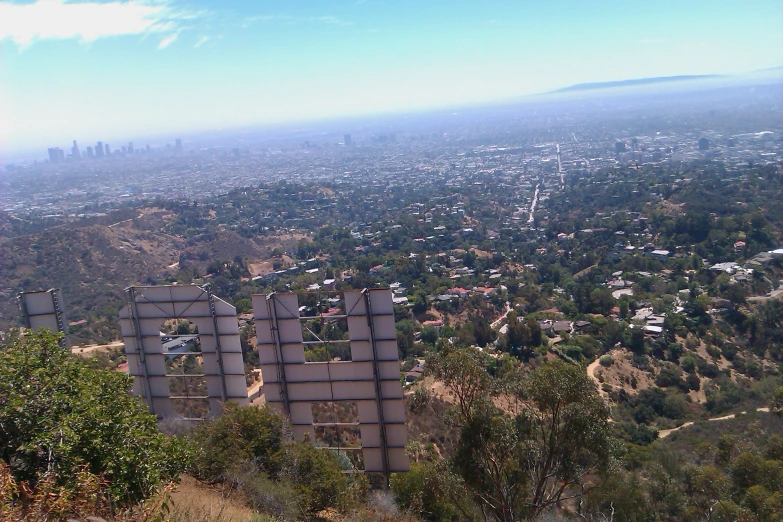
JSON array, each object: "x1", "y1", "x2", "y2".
[
  {"x1": 73, "y1": 341, "x2": 124, "y2": 356},
  {"x1": 586, "y1": 357, "x2": 609, "y2": 399},
  {"x1": 586, "y1": 357, "x2": 772, "y2": 438},
  {"x1": 658, "y1": 407, "x2": 771, "y2": 438}
]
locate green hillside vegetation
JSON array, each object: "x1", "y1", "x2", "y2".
[
  {"x1": 2, "y1": 160, "x2": 783, "y2": 520},
  {"x1": 0, "y1": 330, "x2": 185, "y2": 518},
  {"x1": 589, "y1": 411, "x2": 783, "y2": 521}
]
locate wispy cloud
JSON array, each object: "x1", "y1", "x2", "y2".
[
  {"x1": 194, "y1": 35, "x2": 210, "y2": 48},
  {"x1": 312, "y1": 16, "x2": 353, "y2": 27},
  {"x1": 243, "y1": 14, "x2": 353, "y2": 28},
  {"x1": 0, "y1": 0, "x2": 198, "y2": 50},
  {"x1": 157, "y1": 30, "x2": 180, "y2": 50}
]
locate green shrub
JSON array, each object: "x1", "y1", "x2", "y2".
[
  {"x1": 599, "y1": 354, "x2": 614, "y2": 367},
  {"x1": 685, "y1": 373, "x2": 701, "y2": 391},
  {"x1": 655, "y1": 365, "x2": 684, "y2": 388},
  {"x1": 766, "y1": 435, "x2": 783, "y2": 460},
  {"x1": 0, "y1": 330, "x2": 186, "y2": 506},
  {"x1": 390, "y1": 462, "x2": 463, "y2": 522},
  {"x1": 681, "y1": 356, "x2": 696, "y2": 374},
  {"x1": 409, "y1": 387, "x2": 432, "y2": 414},
  {"x1": 721, "y1": 343, "x2": 738, "y2": 361},
  {"x1": 276, "y1": 440, "x2": 353, "y2": 516},
  {"x1": 731, "y1": 452, "x2": 764, "y2": 492},
  {"x1": 188, "y1": 403, "x2": 363, "y2": 518},
  {"x1": 189, "y1": 403, "x2": 284, "y2": 482}
]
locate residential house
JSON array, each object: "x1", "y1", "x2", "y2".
[
  {"x1": 648, "y1": 249, "x2": 670, "y2": 261},
  {"x1": 553, "y1": 321, "x2": 573, "y2": 335}
]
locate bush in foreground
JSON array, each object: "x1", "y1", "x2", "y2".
[
  {"x1": 0, "y1": 330, "x2": 186, "y2": 508},
  {"x1": 188, "y1": 402, "x2": 367, "y2": 518}
]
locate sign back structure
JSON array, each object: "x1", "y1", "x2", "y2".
[
  {"x1": 18, "y1": 289, "x2": 70, "y2": 347},
  {"x1": 119, "y1": 284, "x2": 248, "y2": 419},
  {"x1": 252, "y1": 288, "x2": 409, "y2": 480}
]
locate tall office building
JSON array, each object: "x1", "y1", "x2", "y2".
[
  {"x1": 128, "y1": 142, "x2": 134, "y2": 154},
  {"x1": 96, "y1": 141, "x2": 104, "y2": 158},
  {"x1": 104, "y1": 144, "x2": 111, "y2": 156},
  {"x1": 344, "y1": 134, "x2": 352, "y2": 146},
  {"x1": 72, "y1": 140, "x2": 81, "y2": 159},
  {"x1": 175, "y1": 138, "x2": 182, "y2": 152},
  {"x1": 145, "y1": 144, "x2": 151, "y2": 153},
  {"x1": 632, "y1": 137, "x2": 639, "y2": 151},
  {"x1": 48, "y1": 147, "x2": 65, "y2": 163},
  {"x1": 615, "y1": 141, "x2": 627, "y2": 153},
  {"x1": 86, "y1": 146, "x2": 94, "y2": 159}
]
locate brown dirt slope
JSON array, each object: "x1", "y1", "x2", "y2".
[
  {"x1": 0, "y1": 212, "x2": 308, "y2": 344},
  {"x1": 0, "y1": 221, "x2": 184, "y2": 331}
]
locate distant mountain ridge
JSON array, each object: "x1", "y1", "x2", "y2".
[{"x1": 551, "y1": 75, "x2": 726, "y2": 93}]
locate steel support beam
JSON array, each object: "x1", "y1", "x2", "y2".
[
  {"x1": 127, "y1": 287, "x2": 155, "y2": 414},
  {"x1": 267, "y1": 293, "x2": 291, "y2": 415},
  {"x1": 364, "y1": 288, "x2": 391, "y2": 488},
  {"x1": 206, "y1": 285, "x2": 228, "y2": 403}
]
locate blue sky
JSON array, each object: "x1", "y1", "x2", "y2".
[{"x1": 1, "y1": 0, "x2": 781, "y2": 156}]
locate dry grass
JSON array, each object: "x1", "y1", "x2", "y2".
[
  {"x1": 589, "y1": 348, "x2": 657, "y2": 398},
  {"x1": 167, "y1": 475, "x2": 274, "y2": 522},
  {"x1": 1, "y1": 464, "x2": 276, "y2": 522}
]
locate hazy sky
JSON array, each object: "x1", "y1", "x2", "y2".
[{"x1": 1, "y1": 0, "x2": 781, "y2": 155}]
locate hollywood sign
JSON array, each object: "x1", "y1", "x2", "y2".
[{"x1": 19, "y1": 284, "x2": 410, "y2": 476}]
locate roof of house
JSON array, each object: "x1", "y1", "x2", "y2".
[{"x1": 553, "y1": 321, "x2": 573, "y2": 332}]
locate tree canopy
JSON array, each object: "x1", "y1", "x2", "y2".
[{"x1": 425, "y1": 349, "x2": 620, "y2": 521}]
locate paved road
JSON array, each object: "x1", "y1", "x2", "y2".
[
  {"x1": 528, "y1": 184, "x2": 540, "y2": 224},
  {"x1": 556, "y1": 143, "x2": 563, "y2": 185},
  {"x1": 490, "y1": 301, "x2": 513, "y2": 329}
]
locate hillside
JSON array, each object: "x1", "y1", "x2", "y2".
[
  {"x1": 551, "y1": 74, "x2": 724, "y2": 93},
  {"x1": 0, "y1": 211, "x2": 182, "y2": 343},
  {"x1": 0, "y1": 208, "x2": 305, "y2": 344}
]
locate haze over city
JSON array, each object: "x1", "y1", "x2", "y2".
[
  {"x1": 2, "y1": 0, "x2": 782, "y2": 158},
  {"x1": 3, "y1": 1, "x2": 783, "y2": 520}
]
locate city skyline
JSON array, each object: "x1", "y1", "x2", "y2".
[
  {"x1": 1, "y1": 0, "x2": 782, "y2": 157},
  {"x1": 43, "y1": 136, "x2": 183, "y2": 163}
]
